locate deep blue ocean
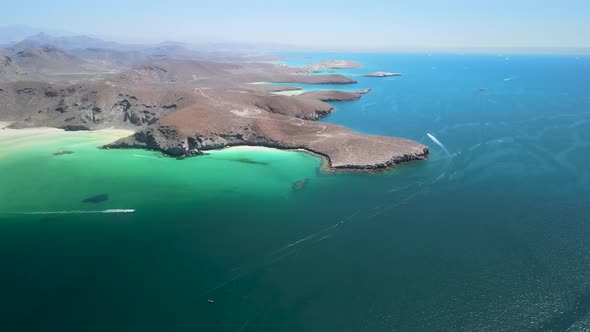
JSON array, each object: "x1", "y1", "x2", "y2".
[{"x1": 1, "y1": 53, "x2": 590, "y2": 331}]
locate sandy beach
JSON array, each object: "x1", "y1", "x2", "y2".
[
  {"x1": 0, "y1": 126, "x2": 133, "y2": 157},
  {"x1": 271, "y1": 90, "x2": 306, "y2": 96},
  {"x1": 207, "y1": 145, "x2": 287, "y2": 154}
]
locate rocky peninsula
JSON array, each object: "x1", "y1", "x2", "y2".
[{"x1": 0, "y1": 42, "x2": 427, "y2": 171}]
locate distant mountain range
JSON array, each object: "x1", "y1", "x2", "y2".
[
  {"x1": 0, "y1": 25, "x2": 296, "y2": 52},
  {"x1": 0, "y1": 25, "x2": 59, "y2": 45},
  {"x1": 10, "y1": 32, "x2": 124, "y2": 50},
  {"x1": 0, "y1": 28, "x2": 283, "y2": 77}
]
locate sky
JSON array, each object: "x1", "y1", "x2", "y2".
[{"x1": 1, "y1": 0, "x2": 589, "y2": 50}]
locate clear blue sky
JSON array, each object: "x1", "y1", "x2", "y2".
[{"x1": 2, "y1": 0, "x2": 589, "y2": 49}]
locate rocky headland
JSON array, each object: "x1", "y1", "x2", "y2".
[{"x1": 0, "y1": 36, "x2": 427, "y2": 171}]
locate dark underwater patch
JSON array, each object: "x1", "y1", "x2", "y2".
[
  {"x1": 292, "y1": 179, "x2": 308, "y2": 191},
  {"x1": 82, "y1": 194, "x2": 109, "y2": 203},
  {"x1": 53, "y1": 150, "x2": 74, "y2": 156},
  {"x1": 234, "y1": 158, "x2": 269, "y2": 166},
  {"x1": 209, "y1": 156, "x2": 270, "y2": 166}
]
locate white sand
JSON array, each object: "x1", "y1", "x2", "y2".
[
  {"x1": 271, "y1": 90, "x2": 305, "y2": 96},
  {"x1": 0, "y1": 121, "x2": 13, "y2": 130},
  {"x1": 0, "y1": 126, "x2": 66, "y2": 141},
  {"x1": 0, "y1": 126, "x2": 132, "y2": 141},
  {"x1": 0, "y1": 126, "x2": 133, "y2": 157},
  {"x1": 207, "y1": 145, "x2": 285, "y2": 154}
]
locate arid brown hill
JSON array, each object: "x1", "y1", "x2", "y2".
[
  {"x1": 0, "y1": 52, "x2": 21, "y2": 80},
  {"x1": 13, "y1": 46, "x2": 92, "y2": 73}
]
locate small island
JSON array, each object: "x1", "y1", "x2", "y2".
[{"x1": 363, "y1": 72, "x2": 402, "y2": 77}]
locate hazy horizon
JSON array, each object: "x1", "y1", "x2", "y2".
[{"x1": 1, "y1": 0, "x2": 589, "y2": 52}]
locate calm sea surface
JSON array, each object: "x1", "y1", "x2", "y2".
[{"x1": 1, "y1": 53, "x2": 590, "y2": 331}]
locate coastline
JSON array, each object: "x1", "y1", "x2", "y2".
[
  {"x1": 0, "y1": 125, "x2": 426, "y2": 173},
  {"x1": 0, "y1": 125, "x2": 134, "y2": 157},
  {"x1": 198, "y1": 144, "x2": 427, "y2": 173},
  {"x1": 1, "y1": 58, "x2": 428, "y2": 172}
]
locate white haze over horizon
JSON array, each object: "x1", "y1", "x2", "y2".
[{"x1": 1, "y1": 0, "x2": 590, "y2": 53}]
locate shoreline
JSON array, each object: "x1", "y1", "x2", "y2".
[
  {"x1": 0, "y1": 125, "x2": 133, "y2": 152},
  {"x1": 0, "y1": 125, "x2": 427, "y2": 173},
  {"x1": 177, "y1": 143, "x2": 427, "y2": 173},
  {"x1": 204, "y1": 145, "x2": 426, "y2": 173},
  {"x1": 0, "y1": 125, "x2": 133, "y2": 138}
]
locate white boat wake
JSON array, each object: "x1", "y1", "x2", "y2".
[
  {"x1": 21, "y1": 209, "x2": 135, "y2": 215},
  {"x1": 427, "y1": 133, "x2": 451, "y2": 156}
]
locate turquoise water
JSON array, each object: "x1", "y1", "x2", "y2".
[{"x1": 1, "y1": 54, "x2": 590, "y2": 331}]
